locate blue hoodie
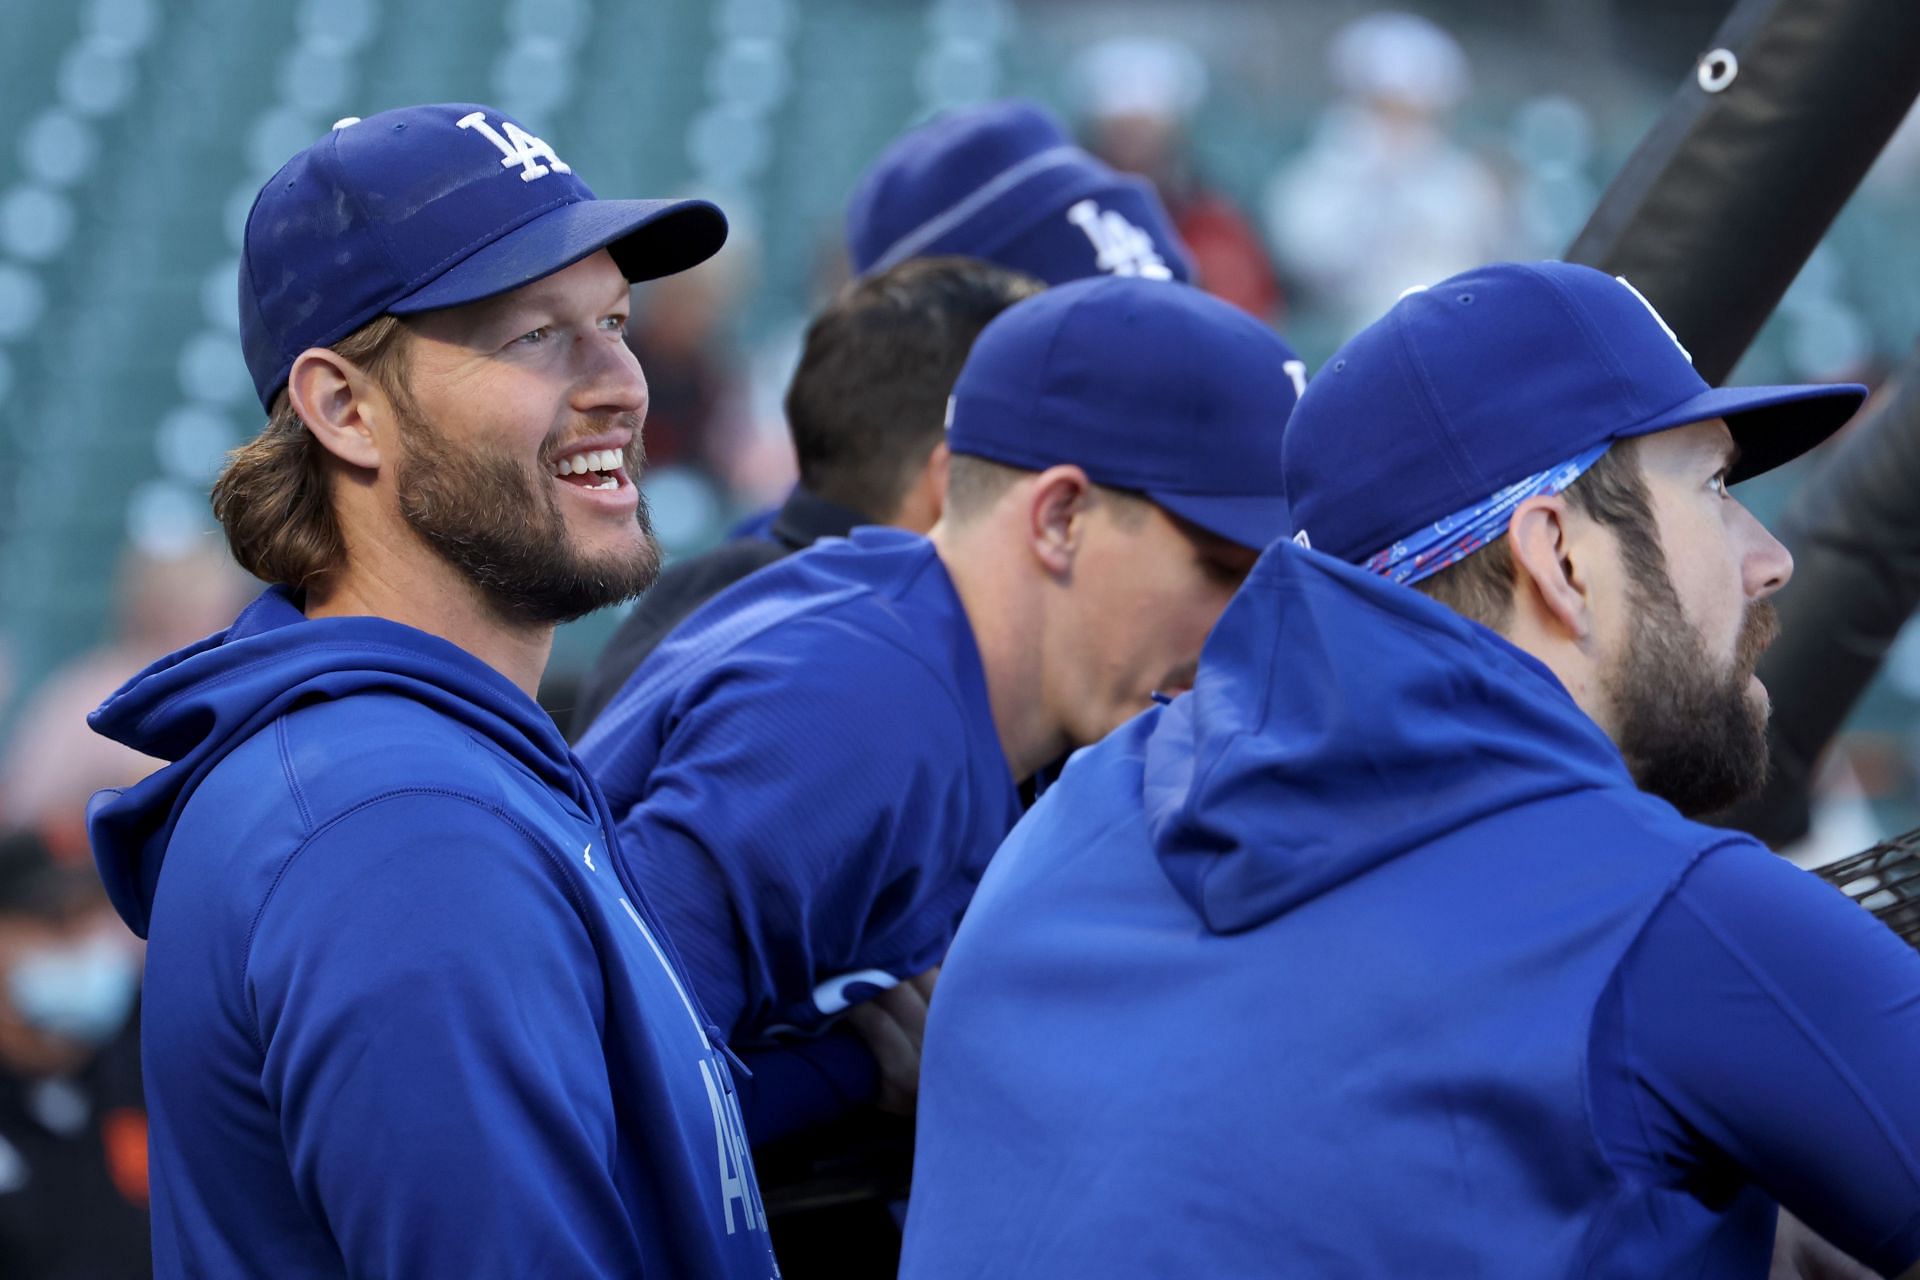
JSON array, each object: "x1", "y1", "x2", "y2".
[
  {"x1": 901, "y1": 543, "x2": 1920, "y2": 1278},
  {"x1": 88, "y1": 588, "x2": 778, "y2": 1280},
  {"x1": 579, "y1": 527, "x2": 1021, "y2": 1046}
]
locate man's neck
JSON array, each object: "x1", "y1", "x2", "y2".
[
  {"x1": 306, "y1": 538, "x2": 553, "y2": 700},
  {"x1": 927, "y1": 524, "x2": 1067, "y2": 783},
  {"x1": 1499, "y1": 607, "x2": 1614, "y2": 742}
]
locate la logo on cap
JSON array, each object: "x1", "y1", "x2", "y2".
[
  {"x1": 457, "y1": 111, "x2": 571, "y2": 182},
  {"x1": 1066, "y1": 199, "x2": 1173, "y2": 280}
]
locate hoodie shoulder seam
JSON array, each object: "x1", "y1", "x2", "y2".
[
  {"x1": 274, "y1": 717, "x2": 314, "y2": 835},
  {"x1": 1572, "y1": 822, "x2": 1731, "y2": 1261},
  {"x1": 238, "y1": 786, "x2": 589, "y2": 1059}
]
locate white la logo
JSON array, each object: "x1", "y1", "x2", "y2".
[
  {"x1": 456, "y1": 111, "x2": 572, "y2": 182},
  {"x1": 1066, "y1": 199, "x2": 1173, "y2": 280}
]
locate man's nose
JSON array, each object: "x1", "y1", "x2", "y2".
[{"x1": 1738, "y1": 501, "x2": 1793, "y2": 600}]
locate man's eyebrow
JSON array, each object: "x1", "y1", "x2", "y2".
[
  {"x1": 1719, "y1": 436, "x2": 1743, "y2": 472},
  {"x1": 490, "y1": 276, "x2": 631, "y2": 323}
]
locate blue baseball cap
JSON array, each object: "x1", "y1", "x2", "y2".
[
  {"x1": 846, "y1": 99, "x2": 1194, "y2": 287},
  {"x1": 947, "y1": 276, "x2": 1299, "y2": 549},
  {"x1": 1284, "y1": 260, "x2": 1867, "y2": 564},
  {"x1": 239, "y1": 103, "x2": 728, "y2": 411}
]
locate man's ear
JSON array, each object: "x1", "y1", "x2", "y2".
[
  {"x1": 286, "y1": 347, "x2": 386, "y2": 471},
  {"x1": 1026, "y1": 464, "x2": 1094, "y2": 577},
  {"x1": 1508, "y1": 493, "x2": 1595, "y2": 641}
]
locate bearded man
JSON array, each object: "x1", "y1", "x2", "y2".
[
  {"x1": 84, "y1": 105, "x2": 777, "y2": 1280},
  {"x1": 902, "y1": 262, "x2": 1920, "y2": 1278}
]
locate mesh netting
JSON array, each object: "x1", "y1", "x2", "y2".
[{"x1": 1816, "y1": 827, "x2": 1920, "y2": 948}]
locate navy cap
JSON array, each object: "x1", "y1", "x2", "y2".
[
  {"x1": 1284, "y1": 260, "x2": 1867, "y2": 564},
  {"x1": 846, "y1": 99, "x2": 1194, "y2": 287},
  {"x1": 240, "y1": 103, "x2": 728, "y2": 410},
  {"x1": 947, "y1": 276, "x2": 1299, "y2": 550}
]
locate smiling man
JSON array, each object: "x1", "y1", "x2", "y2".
[
  {"x1": 84, "y1": 105, "x2": 777, "y2": 1279},
  {"x1": 903, "y1": 262, "x2": 1920, "y2": 1278}
]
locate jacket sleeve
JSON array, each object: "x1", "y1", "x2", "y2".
[
  {"x1": 1594, "y1": 841, "x2": 1920, "y2": 1278},
  {"x1": 246, "y1": 792, "x2": 643, "y2": 1280},
  {"x1": 613, "y1": 622, "x2": 974, "y2": 1041}
]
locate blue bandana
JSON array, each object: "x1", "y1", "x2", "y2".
[{"x1": 1365, "y1": 442, "x2": 1612, "y2": 586}]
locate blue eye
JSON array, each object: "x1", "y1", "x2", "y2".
[
  {"x1": 515, "y1": 326, "x2": 551, "y2": 346},
  {"x1": 1709, "y1": 471, "x2": 1731, "y2": 497},
  {"x1": 601, "y1": 314, "x2": 629, "y2": 336}
]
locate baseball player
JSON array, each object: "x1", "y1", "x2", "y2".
[
  {"x1": 901, "y1": 262, "x2": 1920, "y2": 1278},
  {"x1": 577, "y1": 277, "x2": 1301, "y2": 1135},
  {"x1": 722, "y1": 96, "x2": 1193, "y2": 544},
  {"x1": 845, "y1": 98, "x2": 1192, "y2": 285},
  {"x1": 568, "y1": 256, "x2": 1041, "y2": 737},
  {"x1": 86, "y1": 105, "x2": 777, "y2": 1279}
]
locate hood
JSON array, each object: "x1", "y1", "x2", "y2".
[
  {"x1": 87, "y1": 587, "x2": 587, "y2": 938},
  {"x1": 1145, "y1": 543, "x2": 1632, "y2": 934}
]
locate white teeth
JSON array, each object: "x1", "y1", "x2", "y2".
[{"x1": 551, "y1": 448, "x2": 625, "y2": 478}]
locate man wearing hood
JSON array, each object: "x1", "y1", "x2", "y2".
[
  {"x1": 85, "y1": 105, "x2": 777, "y2": 1279},
  {"x1": 901, "y1": 262, "x2": 1920, "y2": 1277}
]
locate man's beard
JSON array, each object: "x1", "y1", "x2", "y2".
[
  {"x1": 392, "y1": 405, "x2": 662, "y2": 627},
  {"x1": 1604, "y1": 555, "x2": 1778, "y2": 818}
]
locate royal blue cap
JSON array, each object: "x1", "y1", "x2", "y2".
[
  {"x1": 239, "y1": 103, "x2": 728, "y2": 411},
  {"x1": 947, "y1": 276, "x2": 1299, "y2": 549},
  {"x1": 846, "y1": 99, "x2": 1194, "y2": 287},
  {"x1": 1283, "y1": 260, "x2": 1867, "y2": 564}
]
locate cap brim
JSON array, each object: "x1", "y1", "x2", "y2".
[
  {"x1": 1616, "y1": 381, "x2": 1866, "y2": 482},
  {"x1": 1147, "y1": 489, "x2": 1292, "y2": 552},
  {"x1": 389, "y1": 197, "x2": 729, "y2": 314}
]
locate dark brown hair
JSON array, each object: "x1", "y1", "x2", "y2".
[
  {"x1": 786, "y1": 256, "x2": 1041, "y2": 521},
  {"x1": 210, "y1": 316, "x2": 412, "y2": 588}
]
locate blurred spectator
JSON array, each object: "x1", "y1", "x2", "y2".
[
  {"x1": 1073, "y1": 36, "x2": 1283, "y2": 320},
  {"x1": 0, "y1": 544, "x2": 248, "y2": 858},
  {"x1": 623, "y1": 252, "x2": 751, "y2": 479},
  {"x1": 1263, "y1": 11, "x2": 1510, "y2": 336},
  {"x1": 0, "y1": 828, "x2": 148, "y2": 1278},
  {"x1": 621, "y1": 245, "x2": 800, "y2": 552}
]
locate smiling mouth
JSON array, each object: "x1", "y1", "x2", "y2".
[{"x1": 550, "y1": 448, "x2": 627, "y2": 491}]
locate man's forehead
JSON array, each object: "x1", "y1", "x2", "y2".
[
  {"x1": 1654, "y1": 416, "x2": 1737, "y2": 463},
  {"x1": 411, "y1": 250, "x2": 630, "y2": 342}
]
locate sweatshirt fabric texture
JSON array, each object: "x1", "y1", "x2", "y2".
[
  {"x1": 569, "y1": 485, "x2": 866, "y2": 739},
  {"x1": 577, "y1": 528, "x2": 1021, "y2": 1074},
  {"x1": 87, "y1": 587, "x2": 778, "y2": 1280},
  {"x1": 901, "y1": 542, "x2": 1920, "y2": 1279}
]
